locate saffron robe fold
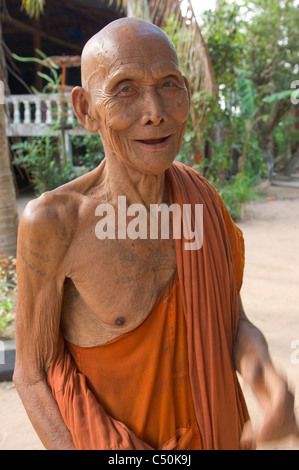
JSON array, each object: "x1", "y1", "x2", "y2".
[{"x1": 47, "y1": 161, "x2": 249, "y2": 450}]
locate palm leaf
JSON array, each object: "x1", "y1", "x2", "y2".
[
  {"x1": 21, "y1": 0, "x2": 46, "y2": 18},
  {"x1": 238, "y1": 75, "x2": 256, "y2": 115},
  {"x1": 262, "y1": 90, "x2": 293, "y2": 104}
]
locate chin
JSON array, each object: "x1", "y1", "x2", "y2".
[
  {"x1": 137, "y1": 153, "x2": 177, "y2": 176},
  {"x1": 133, "y1": 143, "x2": 180, "y2": 174},
  {"x1": 111, "y1": 139, "x2": 179, "y2": 175}
]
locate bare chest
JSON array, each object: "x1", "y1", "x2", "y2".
[{"x1": 61, "y1": 213, "x2": 176, "y2": 346}]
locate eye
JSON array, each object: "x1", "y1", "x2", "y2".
[
  {"x1": 121, "y1": 85, "x2": 132, "y2": 93},
  {"x1": 115, "y1": 80, "x2": 136, "y2": 96},
  {"x1": 116, "y1": 82, "x2": 136, "y2": 96},
  {"x1": 162, "y1": 81, "x2": 174, "y2": 88}
]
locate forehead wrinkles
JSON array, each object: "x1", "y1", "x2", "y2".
[
  {"x1": 84, "y1": 55, "x2": 181, "y2": 95},
  {"x1": 83, "y1": 64, "x2": 106, "y2": 91},
  {"x1": 82, "y1": 28, "x2": 179, "y2": 90},
  {"x1": 83, "y1": 54, "x2": 145, "y2": 91},
  {"x1": 105, "y1": 59, "x2": 182, "y2": 92}
]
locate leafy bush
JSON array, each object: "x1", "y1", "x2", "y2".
[
  {"x1": 12, "y1": 131, "x2": 78, "y2": 196},
  {"x1": 218, "y1": 174, "x2": 258, "y2": 220},
  {"x1": 12, "y1": 130, "x2": 106, "y2": 196},
  {"x1": 71, "y1": 133, "x2": 105, "y2": 171},
  {"x1": 0, "y1": 256, "x2": 17, "y2": 336}
]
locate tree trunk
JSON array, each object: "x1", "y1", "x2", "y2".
[
  {"x1": 0, "y1": 20, "x2": 18, "y2": 257},
  {"x1": 255, "y1": 99, "x2": 292, "y2": 180},
  {"x1": 284, "y1": 106, "x2": 299, "y2": 177},
  {"x1": 284, "y1": 149, "x2": 299, "y2": 177},
  {"x1": 127, "y1": 0, "x2": 150, "y2": 19},
  {"x1": 263, "y1": 140, "x2": 275, "y2": 182},
  {"x1": 0, "y1": 107, "x2": 19, "y2": 257}
]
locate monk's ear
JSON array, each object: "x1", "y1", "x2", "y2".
[
  {"x1": 71, "y1": 86, "x2": 100, "y2": 133},
  {"x1": 183, "y1": 76, "x2": 191, "y2": 105}
]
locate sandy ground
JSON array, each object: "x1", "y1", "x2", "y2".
[{"x1": 0, "y1": 183, "x2": 299, "y2": 450}]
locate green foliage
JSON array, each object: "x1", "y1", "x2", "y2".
[
  {"x1": 0, "y1": 298, "x2": 13, "y2": 332},
  {"x1": 180, "y1": 0, "x2": 299, "y2": 216},
  {"x1": 12, "y1": 49, "x2": 62, "y2": 95},
  {"x1": 262, "y1": 90, "x2": 293, "y2": 104},
  {"x1": 202, "y1": 1, "x2": 246, "y2": 93},
  {"x1": 12, "y1": 132, "x2": 77, "y2": 196},
  {"x1": 0, "y1": 256, "x2": 17, "y2": 335},
  {"x1": 237, "y1": 74, "x2": 258, "y2": 116},
  {"x1": 12, "y1": 50, "x2": 106, "y2": 196},
  {"x1": 12, "y1": 130, "x2": 106, "y2": 196},
  {"x1": 12, "y1": 50, "x2": 72, "y2": 195},
  {"x1": 217, "y1": 174, "x2": 259, "y2": 220},
  {"x1": 71, "y1": 134, "x2": 105, "y2": 171}
]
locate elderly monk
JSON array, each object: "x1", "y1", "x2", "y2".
[{"x1": 13, "y1": 18, "x2": 298, "y2": 450}]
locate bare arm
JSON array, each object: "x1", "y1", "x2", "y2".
[
  {"x1": 13, "y1": 195, "x2": 76, "y2": 450},
  {"x1": 234, "y1": 295, "x2": 299, "y2": 447}
]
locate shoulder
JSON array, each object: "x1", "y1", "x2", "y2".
[
  {"x1": 19, "y1": 188, "x2": 76, "y2": 235},
  {"x1": 18, "y1": 161, "x2": 106, "y2": 250},
  {"x1": 170, "y1": 161, "x2": 222, "y2": 207},
  {"x1": 169, "y1": 161, "x2": 243, "y2": 240},
  {"x1": 17, "y1": 189, "x2": 80, "y2": 278},
  {"x1": 171, "y1": 161, "x2": 217, "y2": 188},
  {"x1": 20, "y1": 163, "x2": 102, "y2": 227},
  {"x1": 170, "y1": 162, "x2": 245, "y2": 290},
  {"x1": 17, "y1": 183, "x2": 84, "y2": 266}
]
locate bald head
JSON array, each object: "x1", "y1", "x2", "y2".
[
  {"x1": 81, "y1": 18, "x2": 178, "y2": 90},
  {"x1": 71, "y1": 16, "x2": 190, "y2": 175}
]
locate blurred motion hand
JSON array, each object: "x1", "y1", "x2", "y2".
[{"x1": 240, "y1": 359, "x2": 299, "y2": 449}]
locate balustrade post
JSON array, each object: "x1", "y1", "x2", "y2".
[
  {"x1": 24, "y1": 100, "x2": 31, "y2": 124},
  {"x1": 45, "y1": 99, "x2": 53, "y2": 125},
  {"x1": 12, "y1": 98, "x2": 21, "y2": 125},
  {"x1": 67, "y1": 102, "x2": 74, "y2": 124},
  {"x1": 56, "y1": 100, "x2": 62, "y2": 124},
  {"x1": 5, "y1": 93, "x2": 78, "y2": 138},
  {"x1": 34, "y1": 97, "x2": 42, "y2": 124}
]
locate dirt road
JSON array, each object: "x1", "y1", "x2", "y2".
[
  {"x1": 0, "y1": 184, "x2": 298, "y2": 450},
  {"x1": 237, "y1": 186, "x2": 299, "y2": 450}
]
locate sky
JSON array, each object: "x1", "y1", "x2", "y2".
[{"x1": 190, "y1": 0, "x2": 217, "y2": 19}]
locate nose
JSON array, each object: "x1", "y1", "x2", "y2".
[{"x1": 141, "y1": 88, "x2": 167, "y2": 126}]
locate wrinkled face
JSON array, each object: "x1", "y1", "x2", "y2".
[{"x1": 83, "y1": 29, "x2": 190, "y2": 175}]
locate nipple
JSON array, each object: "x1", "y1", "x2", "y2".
[{"x1": 115, "y1": 317, "x2": 126, "y2": 326}]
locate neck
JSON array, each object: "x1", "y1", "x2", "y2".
[{"x1": 103, "y1": 151, "x2": 168, "y2": 208}]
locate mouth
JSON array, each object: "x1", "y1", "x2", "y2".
[{"x1": 136, "y1": 135, "x2": 172, "y2": 149}]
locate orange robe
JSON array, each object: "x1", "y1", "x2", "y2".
[
  {"x1": 47, "y1": 161, "x2": 249, "y2": 450},
  {"x1": 66, "y1": 271, "x2": 202, "y2": 450}
]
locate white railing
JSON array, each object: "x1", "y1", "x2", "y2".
[{"x1": 5, "y1": 93, "x2": 85, "y2": 137}]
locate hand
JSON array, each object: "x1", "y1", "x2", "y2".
[{"x1": 240, "y1": 361, "x2": 299, "y2": 449}]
